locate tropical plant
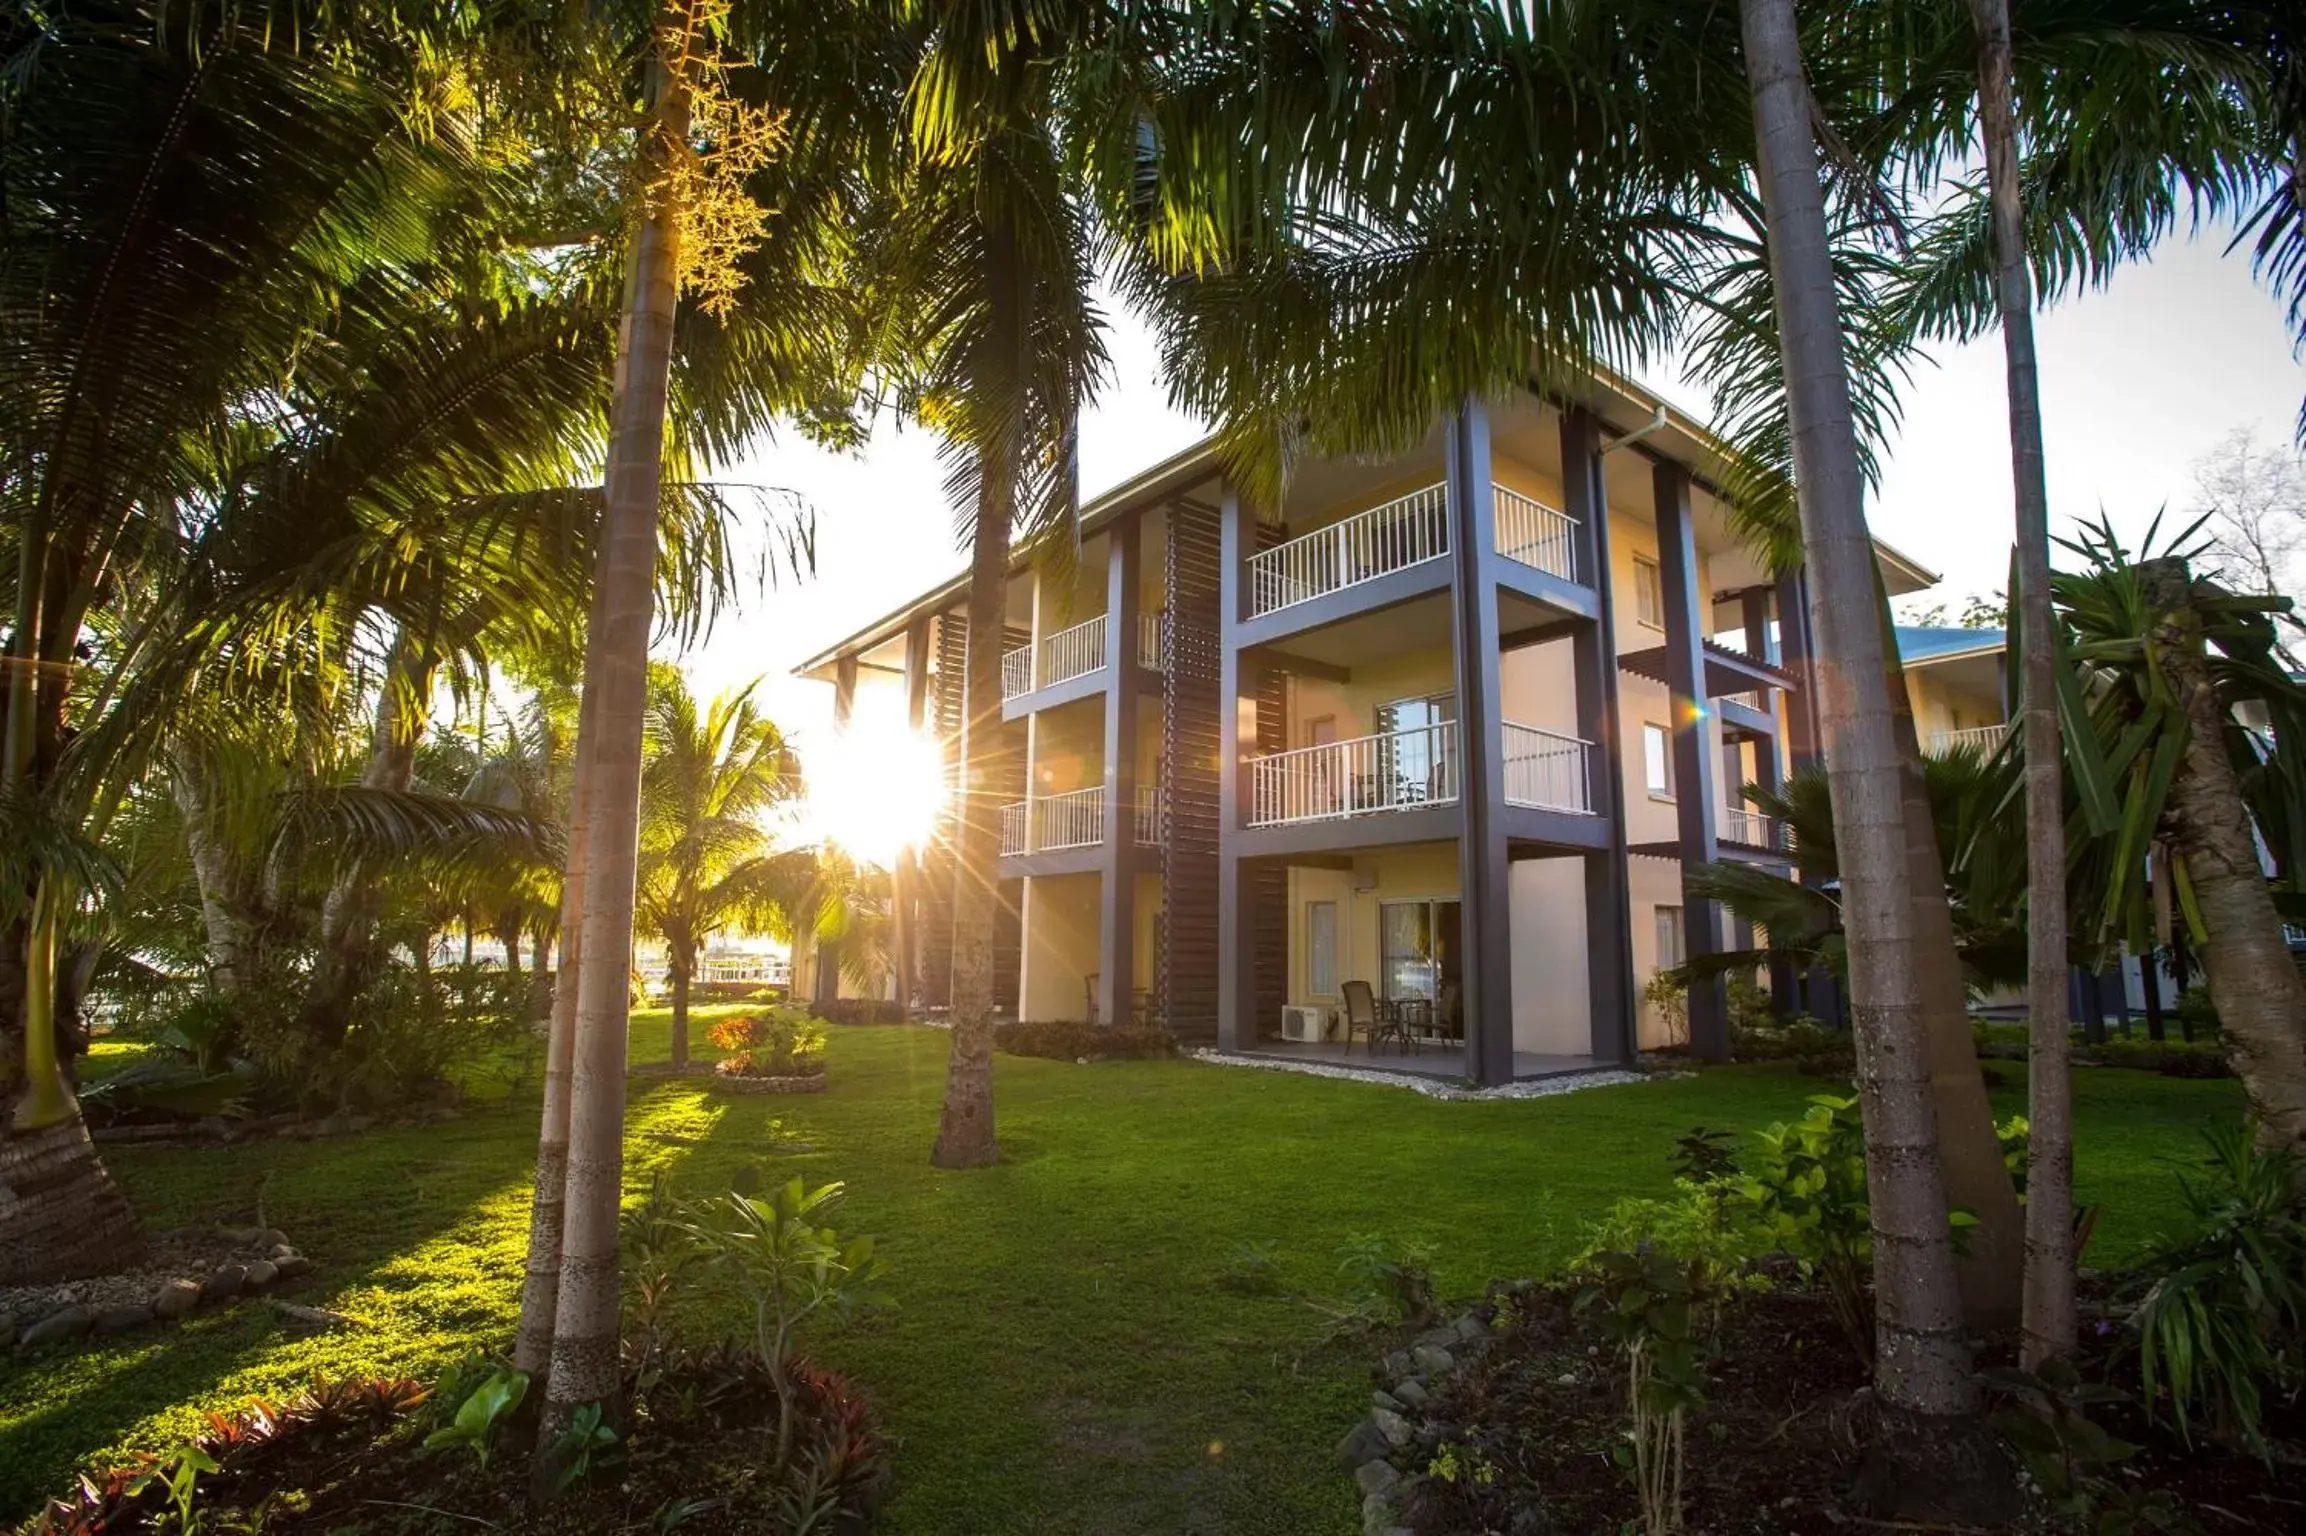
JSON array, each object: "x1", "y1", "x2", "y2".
[
  {"x1": 2126, "y1": 1122, "x2": 2306, "y2": 1454},
  {"x1": 635, "y1": 667, "x2": 805, "y2": 1067},
  {"x1": 707, "y1": 1009, "x2": 826, "y2": 1078},
  {"x1": 1576, "y1": 1248, "x2": 1716, "y2": 1536},
  {"x1": 679, "y1": 1179, "x2": 890, "y2": 1468},
  {"x1": 424, "y1": 1365, "x2": 532, "y2": 1471},
  {"x1": 1734, "y1": 1094, "x2": 1880, "y2": 1366}
]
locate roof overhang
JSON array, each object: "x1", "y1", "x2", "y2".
[{"x1": 1617, "y1": 638, "x2": 1797, "y2": 698}]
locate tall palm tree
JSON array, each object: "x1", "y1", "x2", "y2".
[
  {"x1": 1736, "y1": 0, "x2": 1985, "y2": 1497},
  {"x1": 635, "y1": 668, "x2": 802, "y2": 1067}
]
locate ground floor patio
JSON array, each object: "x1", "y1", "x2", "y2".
[{"x1": 1237, "y1": 1037, "x2": 1603, "y2": 1081}]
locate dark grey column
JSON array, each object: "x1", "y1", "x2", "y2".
[
  {"x1": 1739, "y1": 587, "x2": 1775, "y2": 664},
  {"x1": 1560, "y1": 407, "x2": 1637, "y2": 1063},
  {"x1": 1216, "y1": 486, "x2": 1254, "y2": 1050},
  {"x1": 893, "y1": 618, "x2": 931, "y2": 1013},
  {"x1": 1653, "y1": 460, "x2": 1726, "y2": 1061},
  {"x1": 1775, "y1": 570, "x2": 1820, "y2": 773},
  {"x1": 1446, "y1": 400, "x2": 1514, "y2": 1085},
  {"x1": 1097, "y1": 517, "x2": 1143, "y2": 1027}
]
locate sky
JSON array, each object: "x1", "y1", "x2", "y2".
[{"x1": 684, "y1": 227, "x2": 2306, "y2": 771}]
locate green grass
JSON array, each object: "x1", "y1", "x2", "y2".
[{"x1": 2, "y1": 1016, "x2": 2238, "y2": 1533}]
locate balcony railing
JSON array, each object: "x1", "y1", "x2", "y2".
[
  {"x1": 1719, "y1": 804, "x2": 1787, "y2": 850},
  {"x1": 1034, "y1": 785, "x2": 1106, "y2": 850},
  {"x1": 1000, "y1": 646, "x2": 1033, "y2": 700},
  {"x1": 1039, "y1": 615, "x2": 1107, "y2": 692},
  {"x1": 1248, "y1": 483, "x2": 1449, "y2": 616},
  {"x1": 998, "y1": 799, "x2": 1028, "y2": 856},
  {"x1": 1247, "y1": 722, "x2": 1460, "y2": 827},
  {"x1": 1501, "y1": 723, "x2": 1595, "y2": 813},
  {"x1": 1134, "y1": 784, "x2": 1162, "y2": 845},
  {"x1": 1495, "y1": 487, "x2": 1579, "y2": 583},
  {"x1": 1927, "y1": 723, "x2": 2008, "y2": 757}
]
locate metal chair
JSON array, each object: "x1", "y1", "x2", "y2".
[{"x1": 1339, "y1": 981, "x2": 1404, "y2": 1055}]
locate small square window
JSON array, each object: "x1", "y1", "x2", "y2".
[
  {"x1": 1634, "y1": 555, "x2": 1665, "y2": 629},
  {"x1": 1655, "y1": 905, "x2": 1687, "y2": 969}
]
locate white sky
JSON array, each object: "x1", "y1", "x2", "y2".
[{"x1": 685, "y1": 227, "x2": 2306, "y2": 769}]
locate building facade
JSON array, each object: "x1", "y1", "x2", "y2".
[{"x1": 796, "y1": 380, "x2": 1951, "y2": 1085}]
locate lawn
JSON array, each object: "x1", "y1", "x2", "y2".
[{"x1": 3, "y1": 1017, "x2": 2239, "y2": 1533}]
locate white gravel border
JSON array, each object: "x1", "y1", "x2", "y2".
[{"x1": 1187, "y1": 1049, "x2": 1657, "y2": 1100}]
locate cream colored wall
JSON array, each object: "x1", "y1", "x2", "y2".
[
  {"x1": 1509, "y1": 857, "x2": 1590, "y2": 1054},
  {"x1": 1283, "y1": 843, "x2": 1460, "y2": 1020},
  {"x1": 1285, "y1": 645, "x2": 1455, "y2": 744},
  {"x1": 1499, "y1": 637, "x2": 1578, "y2": 733},
  {"x1": 1027, "y1": 705, "x2": 1103, "y2": 795},
  {"x1": 1019, "y1": 872, "x2": 1102, "y2": 1021},
  {"x1": 1132, "y1": 872, "x2": 1160, "y2": 995},
  {"x1": 1628, "y1": 857, "x2": 1693, "y2": 1049},
  {"x1": 1905, "y1": 667, "x2": 2003, "y2": 739}
]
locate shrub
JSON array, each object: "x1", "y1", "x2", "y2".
[
  {"x1": 2173, "y1": 984, "x2": 2222, "y2": 1041},
  {"x1": 1732, "y1": 1095, "x2": 1878, "y2": 1366},
  {"x1": 1576, "y1": 1248, "x2": 1718, "y2": 1536},
  {"x1": 708, "y1": 1008, "x2": 827, "y2": 1078},
  {"x1": 1640, "y1": 971, "x2": 1688, "y2": 1050},
  {"x1": 1729, "y1": 1013, "x2": 1850, "y2": 1068},
  {"x1": 992, "y1": 1020, "x2": 1176, "y2": 1062},
  {"x1": 2125, "y1": 1123, "x2": 2306, "y2": 1454},
  {"x1": 809, "y1": 998, "x2": 907, "y2": 1026}
]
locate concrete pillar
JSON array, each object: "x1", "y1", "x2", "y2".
[
  {"x1": 1097, "y1": 517, "x2": 1142, "y2": 1027},
  {"x1": 1559, "y1": 406, "x2": 1637, "y2": 1063},
  {"x1": 1446, "y1": 400, "x2": 1514, "y2": 1085},
  {"x1": 1216, "y1": 486, "x2": 1254, "y2": 1050},
  {"x1": 1652, "y1": 461, "x2": 1726, "y2": 1061}
]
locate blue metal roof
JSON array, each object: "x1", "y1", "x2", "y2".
[{"x1": 1895, "y1": 625, "x2": 2004, "y2": 663}]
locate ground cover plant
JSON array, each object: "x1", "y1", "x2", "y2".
[{"x1": 2, "y1": 1015, "x2": 2233, "y2": 1534}]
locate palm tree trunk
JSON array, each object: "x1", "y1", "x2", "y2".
[
  {"x1": 539, "y1": 42, "x2": 688, "y2": 1438},
  {"x1": 172, "y1": 752, "x2": 260, "y2": 992},
  {"x1": 2139, "y1": 557, "x2": 2306, "y2": 1166},
  {"x1": 514, "y1": 675, "x2": 595, "y2": 1379},
  {"x1": 669, "y1": 947, "x2": 692, "y2": 1070},
  {"x1": 1739, "y1": 0, "x2": 1992, "y2": 1508},
  {"x1": 1967, "y1": 0, "x2": 2075, "y2": 1368}
]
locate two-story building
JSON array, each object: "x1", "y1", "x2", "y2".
[{"x1": 795, "y1": 376, "x2": 1950, "y2": 1085}]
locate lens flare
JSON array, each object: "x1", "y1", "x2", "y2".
[{"x1": 805, "y1": 717, "x2": 947, "y2": 867}]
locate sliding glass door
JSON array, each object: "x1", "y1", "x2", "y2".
[{"x1": 1378, "y1": 898, "x2": 1461, "y2": 1002}]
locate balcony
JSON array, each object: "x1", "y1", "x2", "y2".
[
  {"x1": 1000, "y1": 611, "x2": 1168, "y2": 700},
  {"x1": 997, "y1": 785, "x2": 1165, "y2": 856},
  {"x1": 1247, "y1": 722, "x2": 1460, "y2": 827},
  {"x1": 1719, "y1": 804, "x2": 1788, "y2": 850},
  {"x1": 1245, "y1": 481, "x2": 1580, "y2": 619},
  {"x1": 1501, "y1": 724, "x2": 1595, "y2": 813},
  {"x1": 1927, "y1": 723, "x2": 2008, "y2": 756}
]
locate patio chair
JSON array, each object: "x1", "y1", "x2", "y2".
[{"x1": 1339, "y1": 981, "x2": 1403, "y2": 1055}]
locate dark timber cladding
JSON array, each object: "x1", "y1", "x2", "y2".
[
  {"x1": 1095, "y1": 515, "x2": 1142, "y2": 1029},
  {"x1": 992, "y1": 624, "x2": 1028, "y2": 1018},
  {"x1": 918, "y1": 612, "x2": 969, "y2": 1011},
  {"x1": 1651, "y1": 459, "x2": 1728, "y2": 1061},
  {"x1": 1160, "y1": 499, "x2": 1222, "y2": 1043},
  {"x1": 1445, "y1": 401, "x2": 1514, "y2": 1086}
]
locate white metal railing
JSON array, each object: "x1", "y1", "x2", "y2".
[
  {"x1": 1248, "y1": 722, "x2": 1460, "y2": 827},
  {"x1": 1134, "y1": 784, "x2": 1162, "y2": 845},
  {"x1": 1034, "y1": 786, "x2": 1106, "y2": 851},
  {"x1": 1928, "y1": 723, "x2": 2008, "y2": 756},
  {"x1": 1248, "y1": 483, "x2": 1450, "y2": 616},
  {"x1": 1138, "y1": 611, "x2": 1165, "y2": 671},
  {"x1": 1495, "y1": 487, "x2": 1579, "y2": 582},
  {"x1": 1501, "y1": 723, "x2": 1594, "y2": 813},
  {"x1": 1720, "y1": 804, "x2": 1787, "y2": 849},
  {"x1": 999, "y1": 800, "x2": 1028, "y2": 856},
  {"x1": 1720, "y1": 690, "x2": 1766, "y2": 714},
  {"x1": 1001, "y1": 646, "x2": 1034, "y2": 699},
  {"x1": 1039, "y1": 614, "x2": 1109, "y2": 690}
]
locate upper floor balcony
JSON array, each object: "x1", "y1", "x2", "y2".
[
  {"x1": 1927, "y1": 723, "x2": 2008, "y2": 756},
  {"x1": 1246, "y1": 481, "x2": 1579, "y2": 620},
  {"x1": 999, "y1": 784, "x2": 1163, "y2": 856},
  {"x1": 1002, "y1": 611, "x2": 1165, "y2": 701},
  {"x1": 1246, "y1": 720, "x2": 1596, "y2": 828}
]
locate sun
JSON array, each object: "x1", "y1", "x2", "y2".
[{"x1": 805, "y1": 716, "x2": 948, "y2": 868}]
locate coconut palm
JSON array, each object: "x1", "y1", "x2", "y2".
[{"x1": 634, "y1": 668, "x2": 804, "y2": 1067}]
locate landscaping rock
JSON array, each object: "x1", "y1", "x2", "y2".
[
  {"x1": 1416, "y1": 1327, "x2": 1457, "y2": 1350},
  {"x1": 1455, "y1": 1313, "x2": 1488, "y2": 1342},
  {"x1": 0, "y1": 1311, "x2": 15, "y2": 1348},
  {"x1": 1334, "y1": 1419, "x2": 1392, "y2": 1471},
  {"x1": 241, "y1": 1259, "x2": 279, "y2": 1289},
  {"x1": 19, "y1": 1304, "x2": 94, "y2": 1347},
  {"x1": 1392, "y1": 1377, "x2": 1430, "y2": 1410},
  {"x1": 1410, "y1": 1343, "x2": 1454, "y2": 1376},
  {"x1": 272, "y1": 1253, "x2": 312, "y2": 1280},
  {"x1": 1354, "y1": 1460, "x2": 1402, "y2": 1499},
  {"x1": 1371, "y1": 1389, "x2": 1404, "y2": 1415},
  {"x1": 271, "y1": 1301, "x2": 352, "y2": 1331},
  {"x1": 152, "y1": 1280, "x2": 202, "y2": 1319},
  {"x1": 270, "y1": 1243, "x2": 297, "y2": 1262},
  {"x1": 200, "y1": 1265, "x2": 247, "y2": 1304},
  {"x1": 1362, "y1": 1492, "x2": 1395, "y2": 1536},
  {"x1": 1384, "y1": 1349, "x2": 1414, "y2": 1381},
  {"x1": 95, "y1": 1303, "x2": 152, "y2": 1335},
  {"x1": 1371, "y1": 1407, "x2": 1413, "y2": 1449}
]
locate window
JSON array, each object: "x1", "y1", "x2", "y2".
[
  {"x1": 1634, "y1": 554, "x2": 1665, "y2": 628},
  {"x1": 1380, "y1": 899, "x2": 1461, "y2": 1001},
  {"x1": 1307, "y1": 901, "x2": 1339, "y2": 996},
  {"x1": 1377, "y1": 693, "x2": 1458, "y2": 803},
  {"x1": 1655, "y1": 905, "x2": 1686, "y2": 969},
  {"x1": 1643, "y1": 722, "x2": 1675, "y2": 800}
]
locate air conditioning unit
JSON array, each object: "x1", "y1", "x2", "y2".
[{"x1": 1279, "y1": 1005, "x2": 1328, "y2": 1043}]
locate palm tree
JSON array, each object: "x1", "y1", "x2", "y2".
[
  {"x1": 635, "y1": 668, "x2": 803, "y2": 1068},
  {"x1": 1736, "y1": 0, "x2": 1985, "y2": 1490},
  {"x1": 2055, "y1": 518, "x2": 2306, "y2": 1168}
]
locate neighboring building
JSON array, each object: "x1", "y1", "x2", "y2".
[
  {"x1": 795, "y1": 380, "x2": 1950, "y2": 1085},
  {"x1": 1897, "y1": 625, "x2": 2010, "y2": 756}
]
